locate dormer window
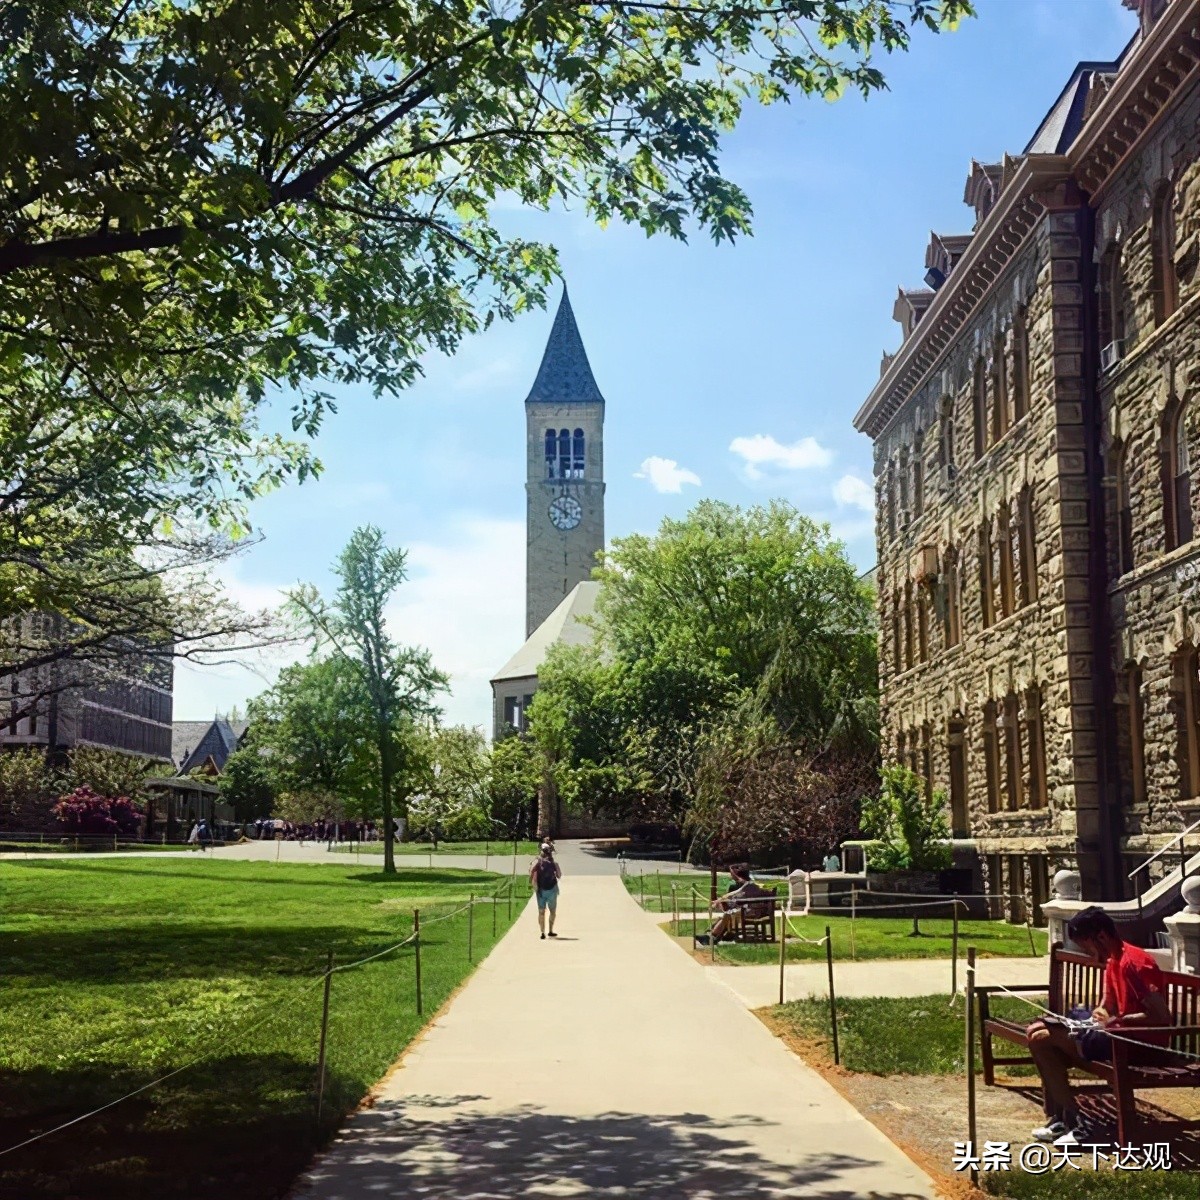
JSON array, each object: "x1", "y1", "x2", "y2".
[{"x1": 964, "y1": 161, "x2": 1003, "y2": 227}]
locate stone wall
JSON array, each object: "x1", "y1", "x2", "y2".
[{"x1": 1099, "y1": 75, "x2": 1200, "y2": 859}]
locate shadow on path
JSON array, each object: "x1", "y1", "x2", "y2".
[{"x1": 297, "y1": 1098, "x2": 930, "y2": 1199}]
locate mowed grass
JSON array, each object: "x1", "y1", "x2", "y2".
[
  {"x1": 769, "y1": 993, "x2": 1040, "y2": 1076},
  {"x1": 330, "y1": 838, "x2": 542, "y2": 857},
  {"x1": 659, "y1": 911, "x2": 1046, "y2": 963},
  {"x1": 985, "y1": 1171, "x2": 1196, "y2": 1200},
  {"x1": 0, "y1": 858, "x2": 524, "y2": 1200}
]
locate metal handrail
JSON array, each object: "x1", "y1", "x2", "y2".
[{"x1": 1126, "y1": 815, "x2": 1200, "y2": 880}]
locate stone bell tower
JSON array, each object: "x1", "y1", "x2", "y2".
[{"x1": 524, "y1": 288, "x2": 606, "y2": 638}]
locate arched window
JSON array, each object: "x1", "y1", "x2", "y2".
[
  {"x1": 978, "y1": 521, "x2": 995, "y2": 629},
  {"x1": 891, "y1": 589, "x2": 903, "y2": 676},
  {"x1": 982, "y1": 700, "x2": 1001, "y2": 813},
  {"x1": 997, "y1": 502, "x2": 1015, "y2": 619},
  {"x1": 1175, "y1": 644, "x2": 1200, "y2": 799},
  {"x1": 939, "y1": 396, "x2": 956, "y2": 473},
  {"x1": 544, "y1": 429, "x2": 557, "y2": 479},
  {"x1": 572, "y1": 428, "x2": 585, "y2": 479},
  {"x1": 943, "y1": 546, "x2": 962, "y2": 648},
  {"x1": 557, "y1": 428, "x2": 570, "y2": 479},
  {"x1": 1003, "y1": 692, "x2": 1024, "y2": 810},
  {"x1": 903, "y1": 580, "x2": 915, "y2": 671},
  {"x1": 1011, "y1": 306, "x2": 1030, "y2": 422},
  {"x1": 1017, "y1": 485, "x2": 1038, "y2": 605},
  {"x1": 973, "y1": 358, "x2": 987, "y2": 459},
  {"x1": 990, "y1": 332, "x2": 1008, "y2": 443},
  {"x1": 1099, "y1": 242, "x2": 1125, "y2": 351},
  {"x1": 1114, "y1": 446, "x2": 1133, "y2": 575},
  {"x1": 1167, "y1": 399, "x2": 1193, "y2": 548},
  {"x1": 1024, "y1": 686, "x2": 1047, "y2": 810},
  {"x1": 1117, "y1": 663, "x2": 1146, "y2": 809},
  {"x1": 1152, "y1": 180, "x2": 1178, "y2": 327},
  {"x1": 913, "y1": 434, "x2": 925, "y2": 517},
  {"x1": 947, "y1": 715, "x2": 968, "y2": 836}
]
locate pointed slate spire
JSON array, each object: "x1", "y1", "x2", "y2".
[{"x1": 524, "y1": 287, "x2": 605, "y2": 405}]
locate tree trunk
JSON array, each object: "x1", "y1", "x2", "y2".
[
  {"x1": 380, "y1": 727, "x2": 396, "y2": 875},
  {"x1": 536, "y1": 768, "x2": 555, "y2": 840}
]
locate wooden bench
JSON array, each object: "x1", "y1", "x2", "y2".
[
  {"x1": 977, "y1": 942, "x2": 1200, "y2": 1143},
  {"x1": 728, "y1": 889, "x2": 780, "y2": 944}
]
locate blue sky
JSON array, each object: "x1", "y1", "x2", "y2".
[{"x1": 175, "y1": 0, "x2": 1136, "y2": 730}]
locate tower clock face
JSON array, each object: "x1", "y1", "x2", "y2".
[{"x1": 549, "y1": 495, "x2": 582, "y2": 530}]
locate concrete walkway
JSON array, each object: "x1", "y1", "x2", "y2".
[
  {"x1": 709, "y1": 955, "x2": 1048, "y2": 1009},
  {"x1": 294, "y1": 875, "x2": 935, "y2": 1200}
]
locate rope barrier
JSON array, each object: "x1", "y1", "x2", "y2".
[
  {"x1": 970, "y1": 961, "x2": 1200, "y2": 1063},
  {"x1": 0, "y1": 877, "x2": 513, "y2": 1159}
]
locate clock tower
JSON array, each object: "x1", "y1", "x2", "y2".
[{"x1": 524, "y1": 288, "x2": 606, "y2": 638}]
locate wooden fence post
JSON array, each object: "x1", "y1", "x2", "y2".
[
  {"x1": 951, "y1": 901, "x2": 960, "y2": 998},
  {"x1": 508, "y1": 877, "x2": 514, "y2": 920},
  {"x1": 414, "y1": 910, "x2": 422, "y2": 1015},
  {"x1": 966, "y1": 946, "x2": 978, "y2": 1187},
  {"x1": 468, "y1": 893, "x2": 475, "y2": 963},
  {"x1": 492, "y1": 887, "x2": 498, "y2": 938},
  {"x1": 778, "y1": 907, "x2": 787, "y2": 1005},
  {"x1": 850, "y1": 886, "x2": 857, "y2": 960},
  {"x1": 825, "y1": 925, "x2": 839, "y2": 1066},
  {"x1": 657, "y1": 874, "x2": 664, "y2": 913},
  {"x1": 316, "y1": 949, "x2": 334, "y2": 1126}
]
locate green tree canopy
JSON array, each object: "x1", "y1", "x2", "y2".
[{"x1": 0, "y1": 0, "x2": 969, "y2": 712}]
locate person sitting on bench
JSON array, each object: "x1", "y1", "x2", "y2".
[
  {"x1": 1026, "y1": 905, "x2": 1173, "y2": 1147},
  {"x1": 697, "y1": 866, "x2": 770, "y2": 944}
]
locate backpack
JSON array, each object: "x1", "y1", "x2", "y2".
[{"x1": 535, "y1": 858, "x2": 558, "y2": 891}]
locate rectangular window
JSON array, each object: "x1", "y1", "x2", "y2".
[
  {"x1": 1117, "y1": 665, "x2": 1146, "y2": 809},
  {"x1": 1177, "y1": 647, "x2": 1200, "y2": 799},
  {"x1": 920, "y1": 723, "x2": 933, "y2": 805},
  {"x1": 1003, "y1": 693, "x2": 1024, "y2": 811},
  {"x1": 948, "y1": 718, "x2": 969, "y2": 836},
  {"x1": 983, "y1": 701, "x2": 1001, "y2": 814},
  {"x1": 917, "y1": 588, "x2": 928, "y2": 664},
  {"x1": 1024, "y1": 687, "x2": 1048, "y2": 810},
  {"x1": 998, "y1": 504, "x2": 1016, "y2": 619},
  {"x1": 979, "y1": 524, "x2": 994, "y2": 629}
]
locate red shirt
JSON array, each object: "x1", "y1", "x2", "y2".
[{"x1": 1106, "y1": 942, "x2": 1170, "y2": 1047}]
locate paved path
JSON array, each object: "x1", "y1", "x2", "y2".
[
  {"x1": 708, "y1": 955, "x2": 1048, "y2": 1008},
  {"x1": 294, "y1": 875, "x2": 935, "y2": 1200}
]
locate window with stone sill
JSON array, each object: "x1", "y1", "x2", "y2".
[
  {"x1": 997, "y1": 503, "x2": 1016, "y2": 620},
  {"x1": 1164, "y1": 398, "x2": 1194, "y2": 550},
  {"x1": 1012, "y1": 306, "x2": 1030, "y2": 423},
  {"x1": 1018, "y1": 485, "x2": 1039, "y2": 605},
  {"x1": 916, "y1": 584, "x2": 929, "y2": 664},
  {"x1": 1099, "y1": 242, "x2": 1126, "y2": 351},
  {"x1": 978, "y1": 522, "x2": 995, "y2": 629},
  {"x1": 947, "y1": 716, "x2": 969, "y2": 836},
  {"x1": 990, "y1": 332, "x2": 1009, "y2": 445},
  {"x1": 1116, "y1": 662, "x2": 1147, "y2": 809},
  {"x1": 982, "y1": 699, "x2": 1001, "y2": 814},
  {"x1": 1002, "y1": 692, "x2": 1024, "y2": 811},
  {"x1": 972, "y1": 358, "x2": 987, "y2": 461},
  {"x1": 1152, "y1": 180, "x2": 1178, "y2": 328},
  {"x1": 1173, "y1": 643, "x2": 1200, "y2": 800},
  {"x1": 903, "y1": 580, "x2": 915, "y2": 671},
  {"x1": 1024, "y1": 686, "x2": 1048, "y2": 810},
  {"x1": 942, "y1": 547, "x2": 962, "y2": 648}
]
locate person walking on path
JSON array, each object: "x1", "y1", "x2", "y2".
[{"x1": 529, "y1": 843, "x2": 562, "y2": 939}]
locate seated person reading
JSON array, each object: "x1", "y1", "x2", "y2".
[
  {"x1": 1025, "y1": 905, "x2": 1173, "y2": 1148},
  {"x1": 698, "y1": 866, "x2": 772, "y2": 943}
]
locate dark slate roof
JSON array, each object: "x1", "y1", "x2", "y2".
[
  {"x1": 171, "y1": 721, "x2": 211, "y2": 770},
  {"x1": 1024, "y1": 61, "x2": 1120, "y2": 154},
  {"x1": 173, "y1": 717, "x2": 246, "y2": 775},
  {"x1": 524, "y1": 288, "x2": 605, "y2": 405}
]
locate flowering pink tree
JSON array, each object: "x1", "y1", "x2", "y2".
[{"x1": 52, "y1": 787, "x2": 143, "y2": 837}]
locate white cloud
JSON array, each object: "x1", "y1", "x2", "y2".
[
  {"x1": 173, "y1": 517, "x2": 526, "y2": 732},
  {"x1": 634, "y1": 456, "x2": 702, "y2": 494},
  {"x1": 832, "y1": 473, "x2": 875, "y2": 513},
  {"x1": 729, "y1": 434, "x2": 833, "y2": 480}
]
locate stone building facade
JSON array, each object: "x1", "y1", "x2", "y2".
[{"x1": 854, "y1": 0, "x2": 1200, "y2": 915}]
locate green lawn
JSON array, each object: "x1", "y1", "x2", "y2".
[
  {"x1": 661, "y1": 911, "x2": 1046, "y2": 963},
  {"x1": 0, "y1": 858, "x2": 522, "y2": 1200},
  {"x1": 621, "y1": 869, "x2": 723, "y2": 912},
  {"x1": 769, "y1": 993, "x2": 1039, "y2": 1076},
  {"x1": 0, "y1": 838, "x2": 193, "y2": 853},
  {"x1": 985, "y1": 1171, "x2": 1194, "y2": 1199},
  {"x1": 329, "y1": 838, "x2": 542, "y2": 857}
]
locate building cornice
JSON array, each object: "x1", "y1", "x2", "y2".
[
  {"x1": 853, "y1": 155, "x2": 1069, "y2": 441},
  {"x1": 1070, "y1": 0, "x2": 1200, "y2": 201}
]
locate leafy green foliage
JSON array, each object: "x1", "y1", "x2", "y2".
[
  {"x1": 487, "y1": 733, "x2": 541, "y2": 835},
  {"x1": 287, "y1": 526, "x2": 448, "y2": 871},
  {"x1": 530, "y1": 500, "x2": 878, "y2": 853},
  {"x1": 0, "y1": 0, "x2": 970, "y2": 721},
  {"x1": 216, "y1": 742, "x2": 275, "y2": 822},
  {"x1": 407, "y1": 725, "x2": 493, "y2": 843},
  {"x1": 861, "y1": 764, "x2": 952, "y2": 871}
]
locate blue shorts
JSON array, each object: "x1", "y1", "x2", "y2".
[
  {"x1": 1072, "y1": 1027, "x2": 1113, "y2": 1062},
  {"x1": 536, "y1": 885, "x2": 559, "y2": 911}
]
